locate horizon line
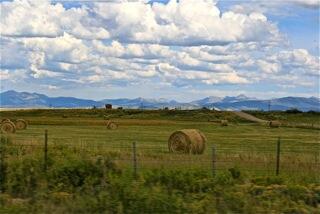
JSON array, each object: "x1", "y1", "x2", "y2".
[{"x1": 1, "y1": 89, "x2": 319, "y2": 102}]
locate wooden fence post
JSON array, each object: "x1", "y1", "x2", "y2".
[
  {"x1": 276, "y1": 137, "x2": 281, "y2": 176},
  {"x1": 44, "y1": 130, "x2": 48, "y2": 172},
  {"x1": 0, "y1": 138, "x2": 5, "y2": 193},
  {"x1": 212, "y1": 145, "x2": 216, "y2": 177},
  {"x1": 132, "y1": 142, "x2": 137, "y2": 179}
]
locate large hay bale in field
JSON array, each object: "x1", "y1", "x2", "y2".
[
  {"x1": 221, "y1": 120, "x2": 228, "y2": 126},
  {"x1": 106, "y1": 121, "x2": 118, "y2": 130},
  {"x1": 15, "y1": 119, "x2": 28, "y2": 130},
  {"x1": 269, "y1": 120, "x2": 281, "y2": 128},
  {"x1": 168, "y1": 129, "x2": 206, "y2": 154},
  {"x1": 1, "y1": 121, "x2": 16, "y2": 133}
]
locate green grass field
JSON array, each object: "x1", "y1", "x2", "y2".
[
  {"x1": 0, "y1": 109, "x2": 319, "y2": 213},
  {"x1": 1, "y1": 109, "x2": 319, "y2": 180}
]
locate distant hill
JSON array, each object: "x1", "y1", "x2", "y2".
[
  {"x1": 0, "y1": 90, "x2": 319, "y2": 111},
  {"x1": 0, "y1": 90, "x2": 102, "y2": 108}
]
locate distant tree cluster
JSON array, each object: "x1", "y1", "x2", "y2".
[{"x1": 285, "y1": 108, "x2": 302, "y2": 114}]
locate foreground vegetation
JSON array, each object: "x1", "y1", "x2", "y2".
[
  {"x1": 0, "y1": 109, "x2": 319, "y2": 213},
  {"x1": 0, "y1": 137, "x2": 319, "y2": 213}
]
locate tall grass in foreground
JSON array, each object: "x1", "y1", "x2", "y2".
[
  {"x1": 1, "y1": 135, "x2": 319, "y2": 184},
  {"x1": 0, "y1": 136, "x2": 319, "y2": 213}
]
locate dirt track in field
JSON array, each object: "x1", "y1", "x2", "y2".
[{"x1": 232, "y1": 111, "x2": 267, "y2": 123}]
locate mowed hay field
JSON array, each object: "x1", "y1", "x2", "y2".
[{"x1": 1, "y1": 109, "x2": 319, "y2": 182}]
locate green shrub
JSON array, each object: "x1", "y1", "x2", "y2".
[
  {"x1": 6, "y1": 157, "x2": 41, "y2": 197},
  {"x1": 228, "y1": 167, "x2": 241, "y2": 179},
  {"x1": 213, "y1": 172, "x2": 234, "y2": 186},
  {"x1": 0, "y1": 137, "x2": 10, "y2": 192},
  {"x1": 249, "y1": 185, "x2": 265, "y2": 196},
  {"x1": 48, "y1": 158, "x2": 103, "y2": 191},
  {"x1": 47, "y1": 155, "x2": 120, "y2": 192},
  {"x1": 145, "y1": 169, "x2": 215, "y2": 193},
  {"x1": 251, "y1": 176, "x2": 284, "y2": 186}
]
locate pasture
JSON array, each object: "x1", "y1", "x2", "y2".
[
  {"x1": 1, "y1": 109, "x2": 319, "y2": 180},
  {"x1": 0, "y1": 109, "x2": 319, "y2": 213}
]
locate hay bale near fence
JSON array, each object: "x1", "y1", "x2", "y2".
[
  {"x1": 168, "y1": 129, "x2": 206, "y2": 154},
  {"x1": 269, "y1": 120, "x2": 281, "y2": 128},
  {"x1": 15, "y1": 119, "x2": 28, "y2": 130},
  {"x1": 0, "y1": 121, "x2": 16, "y2": 133},
  {"x1": 221, "y1": 120, "x2": 228, "y2": 126}
]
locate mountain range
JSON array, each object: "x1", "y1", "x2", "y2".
[{"x1": 0, "y1": 90, "x2": 319, "y2": 111}]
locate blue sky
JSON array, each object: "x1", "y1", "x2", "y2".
[{"x1": 0, "y1": 0, "x2": 319, "y2": 101}]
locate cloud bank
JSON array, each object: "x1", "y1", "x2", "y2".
[{"x1": 0, "y1": 0, "x2": 319, "y2": 99}]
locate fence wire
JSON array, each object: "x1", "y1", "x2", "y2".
[{"x1": 1, "y1": 132, "x2": 319, "y2": 179}]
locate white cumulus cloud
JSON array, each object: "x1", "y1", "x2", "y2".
[{"x1": 0, "y1": 0, "x2": 318, "y2": 96}]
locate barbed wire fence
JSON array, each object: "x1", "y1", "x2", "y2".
[{"x1": 0, "y1": 130, "x2": 319, "y2": 183}]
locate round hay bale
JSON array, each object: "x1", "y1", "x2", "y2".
[
  {"x1": 168, "y1": 129, "x2": 206, "y2": 154},
  {"x1": 269, "y1": 120, "x2": 281, "y2": 128},
  {"x1": 15, "y1": 119, "x2": 28, "y2": 130},
  {"x1": 107, "y1": 121, "x2": 118, "y2": 130},
  {"x1": 1, "y1": 118, "x2": 11, "y2": 123},
  {"x1": 1, "y1": 121, "x2": 16, "y2": 134},
  {"x1": 221, "y1": 120, "x2": 228, "y2": 126}
]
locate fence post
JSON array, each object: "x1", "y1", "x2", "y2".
[
  {"x1": 0, "y1": 138, "x2": 5, "y2": 193},
  {"x1": 132, "y1": 142, "x2": 137, "y2": 179},
  {"x1": 276, "y1": 137, "x2": 281, "y2": 176},
  {"x1": 212, "y1": 145, "x2": 216, "y2": 177},
  {"x1": 44, "y1": 130, "x2": 48, "y2": 173}
]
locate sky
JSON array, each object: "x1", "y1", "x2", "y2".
[{"x1": 0, "y1": 0, "x2": 319, "y2": 101}]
